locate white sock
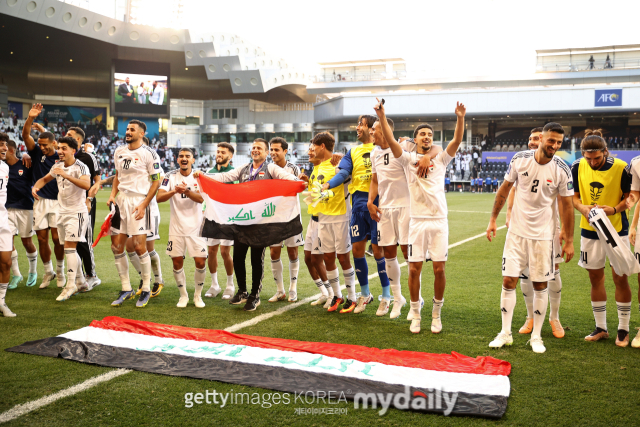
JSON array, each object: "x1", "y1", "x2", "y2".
[
  {"x1": 548, "y1": 270, "x2": 562, "y2": 321},
  {"x1": 385, "y1": 257, "x2": 402, "y2": 300},
  {"x1": 501, "y1": 287, "x2": 517, "y2": 335},
  {"x1": 314, "y1": 278, "x2": 328, "y2": 296},
  {"x1": 75, "y1": 253, "x2": 85, "y2": 284},
  {"x1": 532, "y1": 288, "x2": 548, "y2": 337},
  {"x1": 410, "y1": 300, "x2": 422, "y2": 319},
  {"x1": 11, "y1": 249, "x2": 20, "y2": 277},
  {"x1": 56, "y1": 259, "x2": 65, "y2": 277},
  {"x1": 343, "y1": 267, "x2": 356, "y2": 301},
  {"x1": 617, "y1": 301, "x2": 631, "y2": 332},
  {"x1": 324, "y1": 281, "x2": 333, "y2": 299},
  {"x1": 289, "y1": 258, "x2": 300, "y2": 292},
  {"x1": 211, "y1": 271, "x2": 220, "y2": 289},
  {"x1": 44, "y1": 260, "x2": 53, "y2": 275},
  {"x1": 149, "y1": 250, "x2": 162, "y2": 283},
  {"x1": 327, "y1": 268, "x2": 342, "y2": 299},
  {"x1": 195, "y1": 268, "x2": 206, "y2": 298},
  {"x1": 27, "y1": 251, "x2": 38, "y2": 275},
  {"x1": 139, "y1": 252, "x2": 151, "y2": 292},
  {"x1": 226, "y1": 274, "x2": 234, "y2": 287},
  {"x1": 271, "y1": 259, "x2": 284, "y2": 293},
  {"x1": 0, "y1": 282, "x2": 7, "y2": 304},
  {"x1": 432, "y1": 298, "x2": 444, "y2": 319},
  {"x1": 520, "y1": 273, "x2": 534, "y2": 319},
  {"x1": 127, "y1": 252, "x2": 142, "y2": 277},
  {"x1": 592, "y1": 301, "x2": 607, "y2": 331},
  {"x1": 173, "y1": 268, "x2": 188, "y2": 298},
  {"x1": 114, "y1": 252, "x2": 131, "y2": 291}
]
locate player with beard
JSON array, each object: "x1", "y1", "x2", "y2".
[
  {"x1": 4, "y1": 138, "x2": 38, "y2": 289},
  {"x1": 32, "y1": 137, "x2": 91, "y2": 301},
  {"x1": 22, "y1": 104, "x2": 66, "y2": 289},
  {"x1": 267, "y1": 137, "x2": 303, "y2": 303},
  {"x1": 487, "y1": 122, "x2": 574, "y2": 353},
  {"x1": 0, "y1": 138, "x2": 16, "y2": 316},
  {"x1": 108, "y1": 120, "x2": 164, "y2": 308},
  {"x1": 158, "y1": 148, "x2": 208, "y2": 308},
  {"x1": 203, "y1": 142, "x2": 235, "y2": 299}
]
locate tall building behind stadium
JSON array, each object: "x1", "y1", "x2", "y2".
[{"x1": 2, "y1": 0, "x2": 640, "y2": 171}]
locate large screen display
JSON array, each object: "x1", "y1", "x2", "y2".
[{"x1": 111, "y1": 60, "x2": 170, "y2": 118}]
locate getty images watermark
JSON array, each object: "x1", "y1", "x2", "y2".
[{"x1": 184, "y1": 386, "x2": 458, "y2": 416}]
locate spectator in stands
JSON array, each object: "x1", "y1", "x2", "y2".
[
  {"x1": 589, "y1": 55, "x2": 595, "y2": 70},
  {"x1": 604, "y1": 54, "x2": 612, "y2": 69}
]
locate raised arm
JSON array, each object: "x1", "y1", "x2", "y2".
[
  {"x1": 22, "y1": 103, "x2": 43, "y2": 151},
  {"x1": 445, "y1": 103, "x2": 467, "y2": 158},
  {"x1": 374, "y1": 98, "x2": 402, "y2": 158}
]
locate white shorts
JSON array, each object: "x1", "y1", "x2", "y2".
[
  {"x1": 110, "y1": 193, "x2": 151, "y2": 236},
  {"x1": 580, "y1": 235, "x2": 631, "y2": 270},
  {"x1": 271, "y1": 233, "x2": 304, "y2": 248},
  {"x1": 8, "y1": 208, "x2": 34, "y2": 238},
  {"x1": 0, "y1": 225, "x2": 12, "y2": 252},
  {"x1": 146, "y1": 210, "x2": 160, "y2": 241},
  {"x1": 502, "y1": 231, "x2": 553, "y2": 282},
  {"x1": 318, "y1": 220, "x2": 351, "y2": 254},
  {"x1": 167, "y1": 235, "x2": 208, "y2": 258},
  {"x1": 206, "y1": 238, "x2": 234, "y2": 247},
  {"x1": 553, "y1": 226, "x2": 564, "y2": 265},
  {"x1": 57, "y1": 212, "x2": 89, "y2": 244},
  {"x1": 33, "y1": 198, "x2": 59, "y2": 231},
  {"x1": 408, "y1": 218, "x2": 448, "y2": 263},
  {"x1": 378, "y1": 207, "x2": 409, "y2": 247},
  {"x1": 304, "y1": 218, "x2": 321, "y2": 255}
]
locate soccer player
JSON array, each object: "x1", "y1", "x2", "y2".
[
  {"x1": 5, "y1": 138, "x2": 38, "y2": 289},
  {"x1": 506, "y1": 128, "x2": 566, "y2": 338},
  {"x1": 309, "y1": 132, "x2": 355, "y2": 312},
  {"x1": 157, "y1": 148, "x2": 208, "y2": 308},
  {"x1": 32, "y1": 137, "x2": 91, "y2": 301},
  {"x1": 22, "y1": 104, "x2": 66, "y2": 289},
  {"x1": 0, "y1": 137, "x2": 16, "y2": 317},
  {"x1": 268, "y1": 137, "x2": 303, "y2": 303},
  {"x1": 194, "y1": 138, "x2": 298, "y2": 311},
  {"x1": 323, "y1": 115, "x2": 388, "y2": 314},
  {"x1": 203, "y1": 142, "x2": 235, "y2": 299},
  {"x1": 377, "y1": 99, "x2": 466, "y2": 334},
  {"x1": 626, "y1": 160, "x2": 640, "y2": 347},
  {"x1": 573, "y1": 130, "x2": 633, "y2": 346},
  {"x1": 108, "y1": 120, "x2": 164, "y2": 308},
  {"x1": 487, "y1": 122, "x2": 574, "y2": 353},
  {"x1": 66, "y1": 127, "x2": 102, "y2": 290}
]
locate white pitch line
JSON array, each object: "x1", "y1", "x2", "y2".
[{"x1": 0, "y1": 227, "x2": 495, "y2": 423}]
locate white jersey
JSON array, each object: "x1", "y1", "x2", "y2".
[
  {"x1": 627, "y1": 155, "x2": 640, "y2": 192},
  {"x1": 278, "y1": 161, "x2": 300, "y2": 177},
  {"x1": 0, "y1": 161, "x2": 8, "y2": 222},
  {"x1": 114, "y1": 144, "x2": 164, "y2": 196},
  {"x1": 50, "y1": 159, "x2": 90, "y2": 215},
  {"x1": 371, "y1": 146, "x2": 410, "y2": 209},
  {"x1": 400, "y1": 139, "x2": 417, "y2": 152},
  {"x1": 398, "y1": 150, "x2": 453, "y2": 219},
  {"x1": 160, "y1": 169, "x2": 203, "y2": 236},
  {"x1": 588, "y1": 208, "x2": 640, "y2": 276},
  {"x1": 505, "y1": 150, "x2": 574, "y2": 241}
]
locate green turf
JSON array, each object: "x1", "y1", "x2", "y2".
[{"x1": 2, "y1": 191, "x2": 640, "y2": 426}]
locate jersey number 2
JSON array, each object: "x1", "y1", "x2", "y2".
[{"x1": 531, "y1": 179, "x2": 539, "y2": 193}]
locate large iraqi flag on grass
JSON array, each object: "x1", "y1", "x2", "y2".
[
  {"x1": 198, "y1": 175, "x2": 306, "y2": 247},
  {"x1": 6, "y1": 317, "x2": 511, "y2": 418}
]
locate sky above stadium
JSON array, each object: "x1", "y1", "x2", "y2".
[{"x1": 183, "y1": 0, "x2": 640, "y2": 77}]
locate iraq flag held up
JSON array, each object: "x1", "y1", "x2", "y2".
[{"x1": 198, "y1": 175, "x2": 306, "y2": 247}]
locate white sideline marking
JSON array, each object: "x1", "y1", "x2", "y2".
[{"x1": 0, "y1": 228, "x2": 494, "y2": 423}]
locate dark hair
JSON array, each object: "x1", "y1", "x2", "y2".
[
  {"x1": 7, "y1": 140, "x2": 17, "y2": 150},
  {"x1": 142, "y1": 136, "x2": 150, "y2": 145},
  {"x1": 581, "y1": 129, "x2": 608, "y2": 156},
  {"x1": 253, "y1": 138, "x2": 268, "y2": 150},
  {"x1": 38, "y1": 131, "x2": 56, "y2": 142},
  {"x1": 269, "y1": 137, "x2": 288, "y2": 151},
  {"x1": 374, "y1": 117, "x2": 395, "y2": 131},
  {"x1": 358, "y1": 115, "x2": 376, "y2": 129},
  {"x1": 68, "y1": 126, "x2": 85, "y2": 141},
  {"x1": 311, "y1": 131, "x2": 335, "y2": 152},
  {"x1": 543, "y1": 122, "x2": 564, "y2": 135},
  {"x1": 531, "y1": 127, "x2": 543, "y2": 134},
  {"x1": 0, "y1": 132, "x2": 8, "y2": 143},
  {"x1": 217, "y1": 142, "x2": 235, "y2": 154},
  {"x1": 413, "y1": 124, "x2": 434, "y2": 139},
  {"x1": 129, "y1": 120, "x2": 147, "y2": 132},
  {"x1": 57, "y1": 136, "x2": 78, "y2": 151},
  {"x1": 179, "y1": 147, "x2": 195, "y2": 156}
]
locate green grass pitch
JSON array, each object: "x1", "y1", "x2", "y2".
[{"x1": 2, "y1": 191, "x2": 640, "y2": 426}]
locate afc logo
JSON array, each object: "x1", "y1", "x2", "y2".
[
  {"x1": 597, "y1": 93, "x2": 619, "y2": 103},
  {"x1": 589, "y1": 181, "x2": 604, "y2": 202},
  {"x1": 595, "y1": 89, "x2": 622, "y2": 107}
]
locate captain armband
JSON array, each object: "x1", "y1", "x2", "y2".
[{"x1": 150, "y1": 173, "x2": 161, "y2": 181}]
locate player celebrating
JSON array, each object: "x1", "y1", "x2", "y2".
[
  {"x1": 487, "y1": 122, "x2": 574, "y2": 353},
  {"x1": 157, "y1": 148, "x2": 207, "y2": 308},
  {"x1": 268, "y1": 137, "x2": 303, "y2": 303},
  {"x1": 377, "y1": 99, "x2": 466, "y2": 334},
  {"x1": 0, "y1": 137, "x2": 16, "y2": 317},
  {"x1": 22, "y1": 104, "x2": 66, "y2": 289},
  {"x1": 32, "y1": 137, "x2": 91, "y2": 301},
  {"x1": 5, "y1": 138, "x2": 38, "y2": 289},
  {"x1": 108, "y1": 120, "x2": 164, "y2": 308},
  {"x1": 573, "y1": 130, "x2": 633, "y2": 346}
]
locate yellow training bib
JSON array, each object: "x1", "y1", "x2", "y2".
[
  {"x1": 348, "y1": 143, "x2": 374, "y2": 195},
  {"x1": 312, "y1": 159, "x2": 346, "y2": 216}
]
